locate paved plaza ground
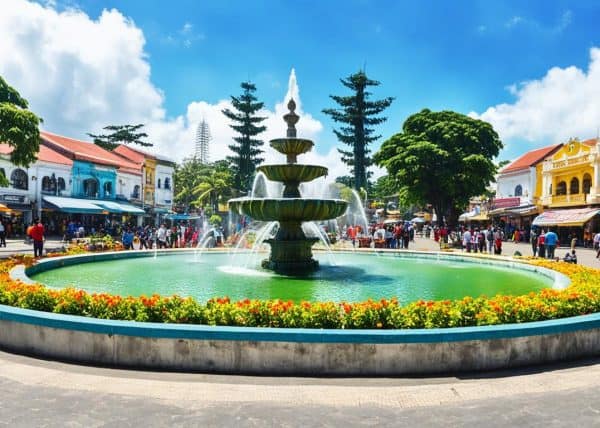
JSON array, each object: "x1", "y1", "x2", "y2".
[{"x1": 0, "y1": 236, "x2": 599, "y2": 426}]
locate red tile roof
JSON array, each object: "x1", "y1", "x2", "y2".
[
  {"x1": 582, "y1": 138, "x2": 598, "y2": 147},
  {"x1": 113, "y1": 145, "x2": 147, "y2": 166},
  {"x1": 501, "y1": 144, "x2": 562, "y2": 173},
  {"x1": 0, "y1": 143, "x2": 73, "y2": 166},
  {"x1": 40, "y1": 131, "x2": 141, "y2": 175},
  {"x1": 114, "y1": 144, "x2": 175, "y2": 164}
]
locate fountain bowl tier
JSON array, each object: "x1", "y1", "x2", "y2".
[
  {"x1": 229, "y1": 197, "x2": 348, "y2": 223},
  {"x1": 257, "y1": 164, "x2": 328, "y2": 184},
  {"x1": 269, "y1": 138, "x2": 314, "y2": 161}
]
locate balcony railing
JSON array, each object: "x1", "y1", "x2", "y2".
[{"x1": 546, "y1": 193, "x2": 588, "y2": 206}]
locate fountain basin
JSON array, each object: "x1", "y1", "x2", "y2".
[
  {"x1": 7, "y1": 251, "x2": 597, "y2": 375},
  {"x1": 229, "y1": 197, "x2": 348, "y2": 222}
]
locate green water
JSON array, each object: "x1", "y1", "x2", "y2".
[{"x1": 30, "y1": 252, "x2": 553, "y2": 303}]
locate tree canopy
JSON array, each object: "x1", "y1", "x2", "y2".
[
  {"x1": 88, "y1": 124, "x2": 151, "y2": 151},
  {"x1": 173, "y1": 157, "x2": 233, "y2": 214},
  {"x1": 0, "y1": 76, "x2": 42, "y2": 185},
  {"x1": 323, "y1": 71, "x2": 393, "y2": 192},
  {"x1": 222, "y1": 81, "x2": 267, "y2": 193},
  {"x1": 373, "y1": 109, "x2": 502, "y2": 226}
]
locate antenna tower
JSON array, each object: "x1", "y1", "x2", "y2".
[{"x1": 195, "y1": 119, "x2": 211, "y2": 163}]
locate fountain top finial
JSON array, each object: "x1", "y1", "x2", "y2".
[{"x1": 283, "y1": 98, "x2": 299, "y2": 138}]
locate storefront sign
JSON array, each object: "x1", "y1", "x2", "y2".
[
  {"x1": 492, "y1": 197, "x2": 520, "y2": 209},
  {"x1": 1, "y1": 194, "x2": 28, "y2": 204}
]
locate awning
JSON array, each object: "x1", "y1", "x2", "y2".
[
  {"x1": 115, "y1": 202, "x2": 145, "y2": 214},
  {"x1": 152, "y1": 207, "x2": 172, "y2": 214},
  {"x1": 165, "y1": 214, "x2": 202, "y2": 221},
  {"x1": 504, "y1": 204, "x2": 539, "y2": 217},
  {"x1": 43, "y1": 196, "x2": 105, "y2": 214},
  {"x1": 411, "y1": 217, "x2": 426, "y2": 223},
  {"x1": 93, "y1": 201, "x2": 123, "y2": 213},
  {"x1": 0, "y1": 203, "x2": 11, "y2": 213},
  {"x1": 532, "y1": 208, "x2": 600, "y2": 227}
]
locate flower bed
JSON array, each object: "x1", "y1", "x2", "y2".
[{"x1": 1, "y1": 256, "x2": 599, "y2": 329}]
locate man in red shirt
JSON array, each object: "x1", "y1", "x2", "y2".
[{"x1": 29, "y1": 219, "x2": 45, "y2": 258}]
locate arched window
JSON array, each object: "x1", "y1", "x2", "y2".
[
  {"x1": 583, "y1": 174, "x2": 592, "y2": 194},
  {"x1": 570, "y1": 177, "x2": 579, "y2": 195},
  {"x1": 514, "y1": 185, "x2": 522, "y2": 197},
  {"x1": 11, "y1": 169, "x2": 28, "y2": 190},
  {"x1": 556, "y1": 181, "x2": 567, "y2": 195},
  {"x1": 103, "y1": 181, "x2": 112, "y2": 197},
  {"x1": 42, "y1": 176, "x2": 53, "y2": 192},
  {"x1": 83, "y1": 178, "x2": 99, "y2": 198},
  {"x1": 164, "y1": 177, "x2": 171, "y2": 190},
  {"x1": 57, "y1": 177, "x2": 66, "y2": 192},
  {"x1": 0, "y1": 168, "x2": 6, "y2": 187},
  {"x1": 132, "y1": 185, "x2": 140, "y2": 199},
  {"x1": 157, "y1": 178, "x2": 161, "y2": 189}
]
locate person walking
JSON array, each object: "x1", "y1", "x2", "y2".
[
  {"x1": 537, "y1": 230, "x2": 546, "y2": 258},
  {"x1": 544, "y1": 229, "x2": 558, "y2": 259},
  {"x1": 29, "y1": 219, "x2": 45, "y2": 258},
  {"x1": 0, "y1": 220, "x2": 6, "y2": 247},
  {"x1": 530, "y1": 229, "x2": 538, "y2": 257}
]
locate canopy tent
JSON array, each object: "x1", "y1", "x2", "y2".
[
  {"x1": 43, "y1": 196, "x2": 105, "y2": 214},
  {"x1": 532, "y1": 208, "x2": 600, "y2": 227},
  {"x1": 411, "y1": 217, "x2": 426, "y2": 223},
  {"x1": 458, "y1": 210, "x2": 477, "y2": 221},
  {"x1": 467, "y1": 213, "x2": 489, "y2": 222}
]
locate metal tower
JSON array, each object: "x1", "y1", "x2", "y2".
[{"x1": 195, "y1": 119, "x2": 211, "y2": 163}]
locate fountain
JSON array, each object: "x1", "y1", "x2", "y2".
[{"x1": 228, "y1": 99, "x2": 347, "y2": 274}]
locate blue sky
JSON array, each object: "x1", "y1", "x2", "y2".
[{"x1": 4, "y1": 0, "x2": 600, "y2": 173}]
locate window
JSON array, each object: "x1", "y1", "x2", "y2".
[
  {"x1": 556, "y1": 181, "x2": 567, "y2": 196},
  {"x1": 57, "y1": 177, "x2": 66, "y2": 192},
  {"x1": 570, "y1": 178, "x2": 579, "y2": 195},
  {"x1": 132, "y1": 185, "x2": 140, "y2": 199},
  {"x1": 157, "y1": 178, "x2": 161, "y2": 189},
  {"x1": 0, "y1": 168, "x2": 6, "y2": 187},
  {"x1": 42, "y1": 176, "x2": 54, "y2": 193},
  {"x1": 583, "y1": 174, "x2": 592, "y2": 194},
  {"x1": 11, "y1": 169, "x2": 28, "y2": 190},
  {"x1": 514, "y1": 185, "x2": 522, "y2": 197},
  {"x1": 164, "y1": 177, "x2": 171, "y2": 190},
  {"x1": 103, "y1": 181, "x2": 112, "y2": 197},
  {"x1": 83, "y1": 178, "x2": 99, "y2": 198}
]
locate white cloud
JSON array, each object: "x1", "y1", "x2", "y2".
[
  {"x1": 0, "y1": 0, "x2": 352, "y2": 180},
  {"x1": 471, "y1": 47, "x2": 600, "y2": 151}
]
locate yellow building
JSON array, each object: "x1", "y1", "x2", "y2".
[
  {"x1": 540, "y1": 138, "x2": 600, "y2": 207},
  {"x1": 534, "y1": 138, "x2": 600, "y2": 244},
  {"x1": 144, "y1": 158, "x2": 157, "y2": 207}
]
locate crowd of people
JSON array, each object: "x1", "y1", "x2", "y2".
[{"x1": 120, "y1": 223, "x2": 225, "y2": 250}]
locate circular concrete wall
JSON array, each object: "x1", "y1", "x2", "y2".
[{"x1": 1, "y1": 250, "x2": 596, "y2": 375}]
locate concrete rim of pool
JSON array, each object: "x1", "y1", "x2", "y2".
[{"x1": 1, "y1": 250, "x2": 598, "y2": 376}]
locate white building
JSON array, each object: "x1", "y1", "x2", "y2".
[{"x1": 0, "y1": 143, "x2": 73, "y2": 232}]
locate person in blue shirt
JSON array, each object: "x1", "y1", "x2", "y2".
[
  {"x1": 544, "y1": 229, "x2": 558, "y2": 259},
  {"x1": 122, "y1": 228, "x2": 134, "y2": 250}
]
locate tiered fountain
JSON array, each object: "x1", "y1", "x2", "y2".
[{"x1": 228, "y1": 99, "x2": 348, "y2": 274}]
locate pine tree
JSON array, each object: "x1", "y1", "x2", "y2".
[
  {"x1": 222, "y1": 82, "x2": 267, "y2": 193},
  {"x1": 323, "y1": 71, "x2": 393, "y2": 191}
]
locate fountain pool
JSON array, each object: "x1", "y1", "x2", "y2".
[{"x1": 28, "y1": 251, "x2": 555, "y2": 303}]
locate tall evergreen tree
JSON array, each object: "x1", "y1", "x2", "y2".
[
  {"x1": 323, "y1": 71, "x2": 393, "y2": 191},
  {"x1": 222, "y1": 82, "x2": 267, "y2": 192}
]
